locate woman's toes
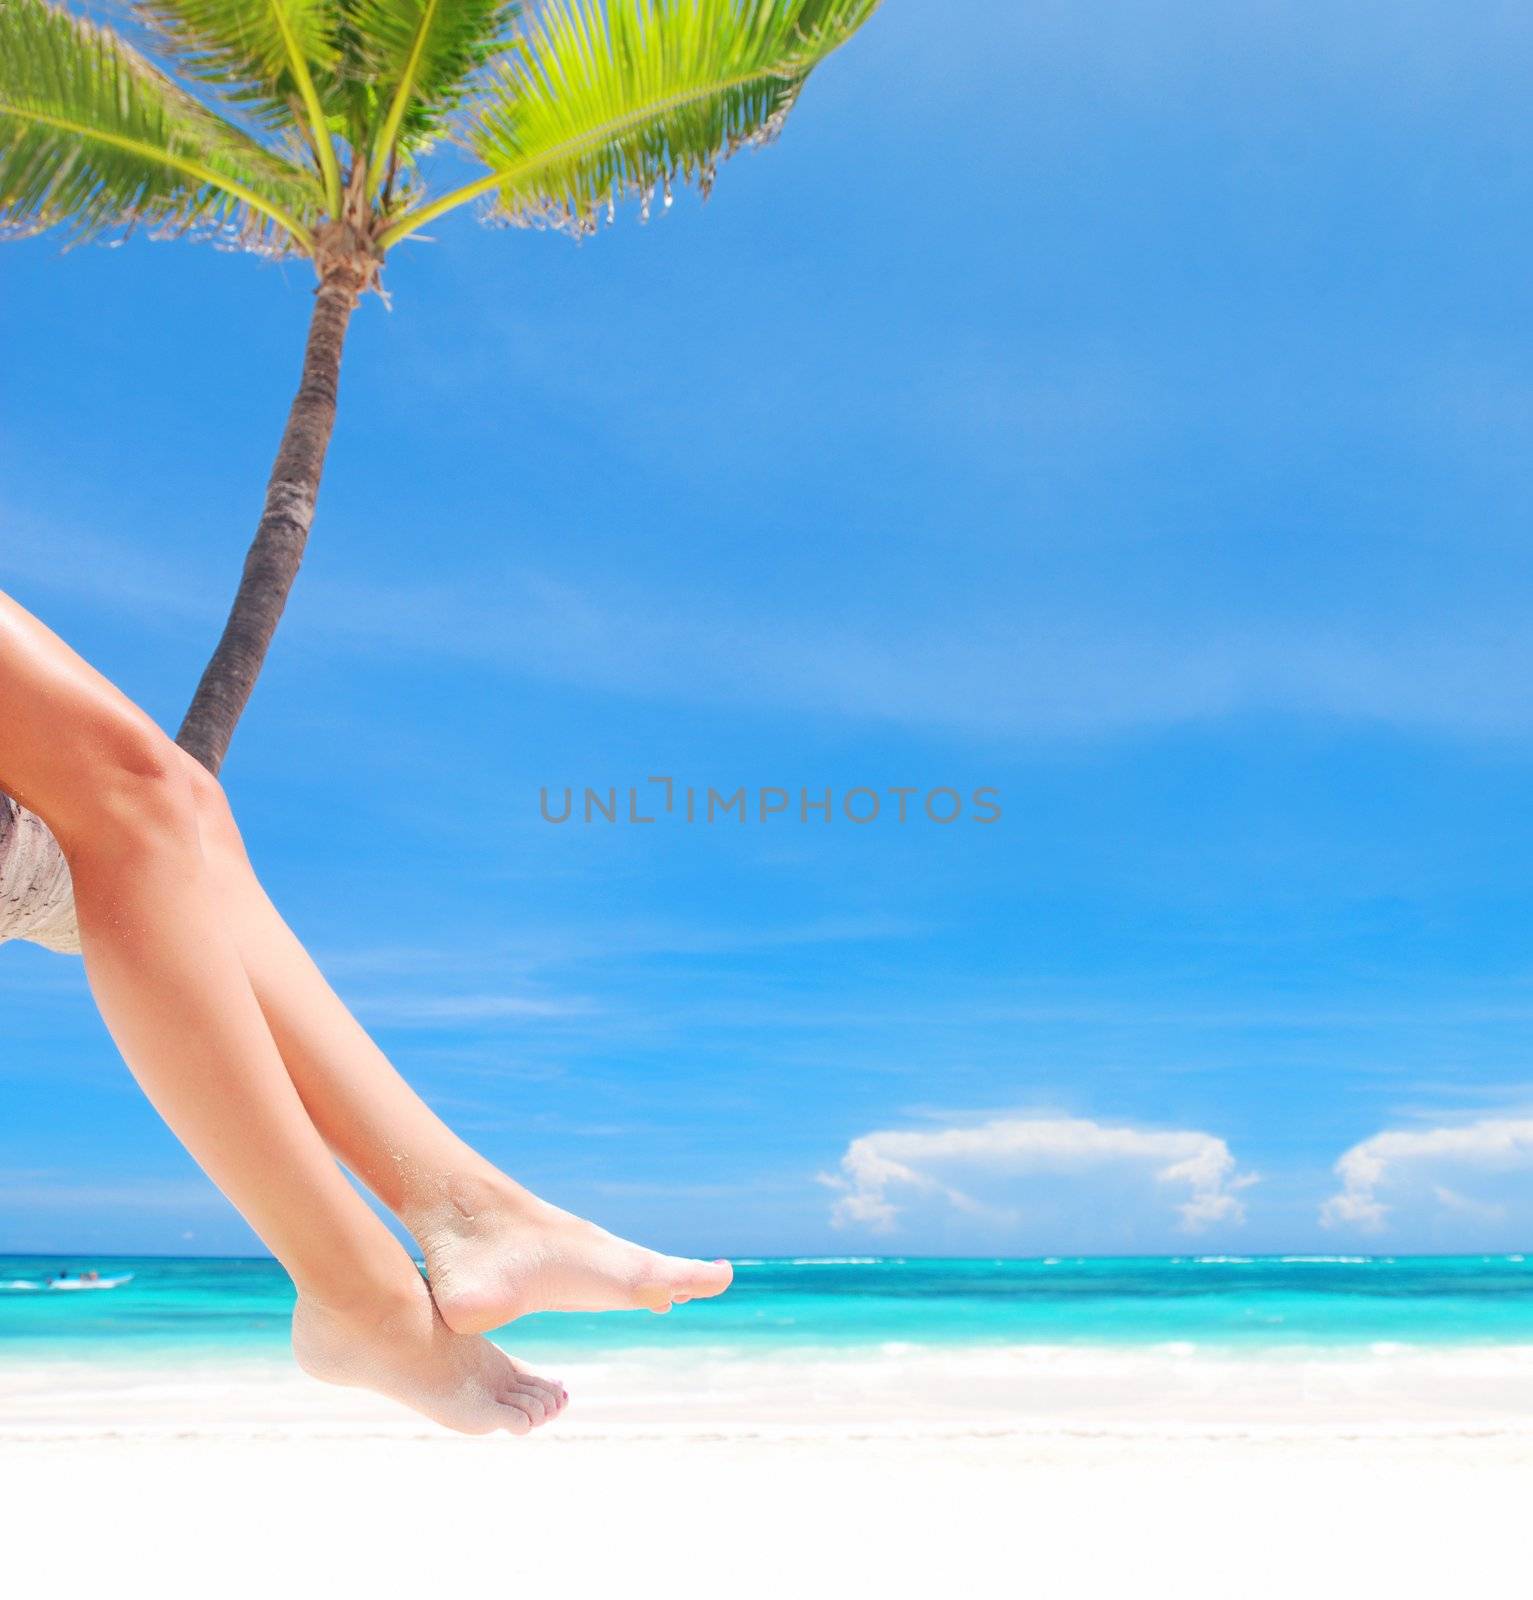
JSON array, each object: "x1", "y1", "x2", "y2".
[
  {"x1": 649, "y1": 1256, "x2": 729, "y2": 1307},
  {"x1": 662, "y1": 1257, "x2": 731, "y2": 1300},
  {"x1": 497, "y1": 1402, "x2": 534, "y2": 1436},
  {"x1": 508, "y1": 1357, "x2": 562, "y2": 1390},
  {"x1": 502, "y1": 1388, "x2": 547, "y2": 1428},
  {"x1": 690, "y1": 1258, "x2": 733, "y2": 1297},
  {"x1": 518, "y1": 1372, "x2": 565, "y2": 1411}
]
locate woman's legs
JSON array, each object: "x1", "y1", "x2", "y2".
[
  {"x1": 182, "y1": 755, "x2": 733, "y2": 1335},
  {"x1": 0, "y1": 593, "x2": 563, "y2": 1433}
]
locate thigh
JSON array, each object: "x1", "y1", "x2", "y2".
[{"x1": 0, "y1": 589, "x2": 175, "y2": 843}]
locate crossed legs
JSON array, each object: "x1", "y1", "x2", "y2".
[
  {"x1": 182, "y1": 759, "x2": 733, "y2": 1332},
  {"x1": 0, "y1": 592, "x2": 726, "y2": 1432}
]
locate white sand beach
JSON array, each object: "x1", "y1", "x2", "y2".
[{"x1": 6, "y1": 1346, "x2": 1533, "y2": 1595}]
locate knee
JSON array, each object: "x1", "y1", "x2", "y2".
[
  {"x1": 175, "y1": 746, "x2": 246, "y2": 860},
  {"x1": 61, "y1": 708, "x2": 200, "y2": 859},
  {"x1": 178, "y1": 746, "x2": 230, "y2": 824}
]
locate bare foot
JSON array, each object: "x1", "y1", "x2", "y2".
[
  {"x1": 413, "y1": 1175, "x2": 734, "y2": 1337},
  {"x1": 292, "y1": 1279, "x2": 568, "y2": 1435}
]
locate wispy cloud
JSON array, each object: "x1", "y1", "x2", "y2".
[
  {"x1": 351, "y1": 992, "x2": 590, "y2": 1026},
  {"x1": 1321, "y1": 1116, "x2": 1533, "y2": 1230},
  {"x1": 26, "y1": 500, "x2": 1533, "y2": 745},
  {"x1": 0, "y1": 1173, "x2": 223, "y2": 1213},
  {"x1": 280, "y1": 563, "x2": 1533, "y2": 743},
  {"x1": 0, "y1": 511, "x2": 218, "y2": 625},
  {"x1": 592, "y1": 1179, "x2": 790, "y2": 1200},
  {"x1": 317, "y1": 913, "x2": 920, "y2": 982},
  {"x1": 822, "y1": 1113, "x2": 1256, "y2": 1233}
]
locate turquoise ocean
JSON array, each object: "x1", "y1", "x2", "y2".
[{"x1": 5, "y1": 1254, "x2": 1533, "y2": 1366}]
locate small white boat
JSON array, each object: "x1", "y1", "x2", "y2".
[{"x1": 0, "y1": 1274, "x2": 134, "y2": 1292}]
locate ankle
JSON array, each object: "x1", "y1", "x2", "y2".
[
  {"x1": 293, "y1": 1265, "x2": 428, "y2": 1326},
  {"x1": 405, "y1": 1167, "x2": 545, "y2": 1241}
]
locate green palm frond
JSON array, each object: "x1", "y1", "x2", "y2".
[
  {"x1": 349, "y1": 0, "x2": 519, "y2": 193},
  {"x1": 0, "y1": 0, "x2": 322, "y2": 248},
  {"x1": 137, "y1": 0, "x2": 345, "y2": 204},
  {"x1": 135, "y1": 0, "x2": 341, "y2": 116},
  {"x1": 377, "y1": 0, "x2": 878, "y2": 248}
]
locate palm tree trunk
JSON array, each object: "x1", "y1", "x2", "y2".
[{"x1": 175, "y1": 267, "x2": 362, "y2": 775}]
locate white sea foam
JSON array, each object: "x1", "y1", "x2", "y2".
[
  {"x1": 784, "y1": 1257, "x2": 880, "y2": 1266},
  {"x1": 1278, "y1": 1255, "x2": 1372, "y2": 1264}
]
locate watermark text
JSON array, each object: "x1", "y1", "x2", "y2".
[{"x1": 539, "y1": 779, "x2": 1002, "y2": 826}]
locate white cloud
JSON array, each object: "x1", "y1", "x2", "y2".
[
  {"x1": 822, "y1": 1114, "x2": 1255, "y2": 1234},
  {"x1": 1321, "y1": 1117, "x2": 1533, "y2": 1231},
  {"x1": 1431, "y1": 1185, "x2": 1507, "y2": 1224}
]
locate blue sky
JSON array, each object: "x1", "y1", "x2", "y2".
[{"x1": 6, "y1": 0, "x2": 1533, "y2": 1257}]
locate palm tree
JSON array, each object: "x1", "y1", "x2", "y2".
[{"x1": 0, "y1": 0, "x2": 880, "y2": 949}]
